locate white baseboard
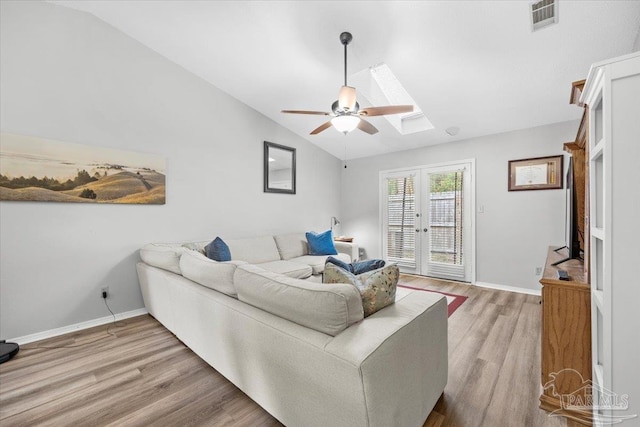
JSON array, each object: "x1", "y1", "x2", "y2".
[
  {"x1": 473, "y1": 281, "x2": 541, "y2": 296},
  {"x1": 9, "y1": 308, "x2": 148, "y2": 345}
]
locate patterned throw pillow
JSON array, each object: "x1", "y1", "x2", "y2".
[{"x1": 323, "y1": 262, "x2": 399, "y2": 317}]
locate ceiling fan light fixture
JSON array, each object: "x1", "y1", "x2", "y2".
[
  {"x1": 338, "y1": 86, "x2": 357, "y2": 111},
  {"x1": 331, "y1": 115, "x2": 360, "y2": 134}
]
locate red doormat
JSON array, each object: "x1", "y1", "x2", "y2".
[{"x1": 398, "y1": 284, "x2": 468, "y2": 317}]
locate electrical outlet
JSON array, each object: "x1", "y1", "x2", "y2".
[
  {"x1": 535, "y1": 267, "x2": 543, "y2": 275},
  {"x1": 101, "y1": 287, "x2": 109, "y2": 299}
]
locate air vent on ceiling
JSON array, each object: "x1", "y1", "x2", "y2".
[{"x1": 530, "y1": 0, "x2": 558, "y2": 32}]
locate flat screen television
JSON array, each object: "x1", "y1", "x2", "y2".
[{"x1": 553, "y1": 156, "x2": 582, "y2": 265}]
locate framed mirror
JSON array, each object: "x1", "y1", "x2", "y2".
[{"x1": 264, "y1": 141, "x2": 296, "y2": 194}]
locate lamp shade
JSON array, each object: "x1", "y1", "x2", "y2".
[
  {"x1": 338, "y1": 86, "x2": 357, "y2": 111},
  {"x1": 331, "y1": 115, "x2": 360, "y2": 134}
]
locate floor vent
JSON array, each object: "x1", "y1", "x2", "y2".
[{"x1": 530, "y1": 0, "x2": 558, "y2": 32}]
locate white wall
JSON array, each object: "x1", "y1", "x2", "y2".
[
  {"x1": 340, "y1": 120, "x2": 579, "y2": 292},
  {"x1": 0, "y1": 1, "x2": 341, "y2": 339}
]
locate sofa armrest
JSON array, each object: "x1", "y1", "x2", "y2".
[
  {"x1": 334, "y1": 241, "x2": 359, "y2": 262},
  {"x1": 324, "y1": 290, "x2": 448, "y2": 427}
]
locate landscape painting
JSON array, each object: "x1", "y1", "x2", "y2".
[{"x1": 0, "y1": 133, "x2": 166, "y2": 204}]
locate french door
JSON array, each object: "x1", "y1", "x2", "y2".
[{"x1": 381, "y1": 161, "x2": 473, "y2": 282}]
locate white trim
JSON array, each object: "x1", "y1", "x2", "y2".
[
  {"x1": 8, "y1": 308, "x2": 148, "y2": 345},
  {"x1": 378, "y1": 158, "x2": 476, "y2": 175},
  {"x1": 470, "y1": 160, "x2": 476, "y2": 284},
  {"x1": 473, "y1": 281, "x2": 541, "y2": 296},
  {"x1": 580, "y1": 51, "x2": 640, "y2": 104}
]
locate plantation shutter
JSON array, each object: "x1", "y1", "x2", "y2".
[{"x1": 385, "y1": 174, "x2": 417, "y2": 268}]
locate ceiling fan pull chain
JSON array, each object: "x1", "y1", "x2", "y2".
[{"x1": 344, "y1": 140, "x2": 348, "y2": 168}]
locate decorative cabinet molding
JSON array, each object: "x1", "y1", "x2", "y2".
[{"x1": 581, "y1": 51, "x2": 640, "y2": 426}]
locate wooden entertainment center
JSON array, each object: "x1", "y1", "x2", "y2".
[
  {"x1": 538, "y1": 80, "x2": 592, "y2": 426},
  {"x1": 539, "y1": 247, "x2": 591, "y2": 425}
]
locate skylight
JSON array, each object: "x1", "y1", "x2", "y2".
[{"x1": 351, "y1": 63, "x2": 433, "y2": 135}]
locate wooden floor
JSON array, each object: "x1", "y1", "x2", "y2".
[{"x1": 0, "y1": 275, "x2": 567, "y2": 427}]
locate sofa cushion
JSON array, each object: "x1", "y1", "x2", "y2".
[
  {"x1": 139, "y1": 243, "x2": 182, "y2": 274},
  {"x1": 257, "y1": 260, "x2": 313, "y2": 279},
  {"x1": 305, "y1": 230, "x2": 338, "y2": 256},
  {"x1": 234, "y1": 264, "x2": 364, "y2": 336},
  {"x1": 205, "y1": 237, "x2": 232, "y2": 262},
  {"x1": 323, "y1": 262, "x2": 399, "y2": 317},
  {"x1": 182, "y1": 242, "x2": 205, "y2": 254},
  {"x1": 179, "y1": 249, "x2": 246, "y2": 297},
  {"x1": 225, "y1": 236, "x2": 281, "y2": 264},
  {"x1": 273, "y1": 233, "x2": 308, "y2": 260},
  {"x1": 290, "y1": 253, "x2": 351, "y2": 275}
]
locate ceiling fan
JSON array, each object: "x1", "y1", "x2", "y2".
[{"x1": 282, "y1": 32, "x2": 414, "y2": 135}]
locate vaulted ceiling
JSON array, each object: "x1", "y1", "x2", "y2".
[{"x1": 51, "y1": 1, "x2": 640, "y2": 160}]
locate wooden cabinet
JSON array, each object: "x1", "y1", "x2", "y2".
[{"x1": 539, "y1": 247, "x2": 592, "y2": 426}]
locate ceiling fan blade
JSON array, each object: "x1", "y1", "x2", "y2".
[
  {"x1": 358, "y1": 105, "x2": 414, "y2": 117},
  {"x1": 281, "y1": 110, "x2": 330, "y2": 116},
  {"x1": 310, "y1": 121, "x2": 333, "y2": 135},
  {"x1": 357, "y1": 118, "x2": 379, "y2": 135}
]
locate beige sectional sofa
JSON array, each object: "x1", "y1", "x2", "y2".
[
  {"x1": 137, "y1": 233, "x2": 448, "y2": 427},
  {"x1": 140, "y1": 233, "x2": 356, "y2": 281}
]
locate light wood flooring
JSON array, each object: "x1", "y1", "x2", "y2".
[{"x1": 0, "y1": 275, "x2": 567, "y2": 427}]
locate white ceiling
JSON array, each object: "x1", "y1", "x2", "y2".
[{"x1": 51, "y1": 1, "x2": 640, "y2": 160}]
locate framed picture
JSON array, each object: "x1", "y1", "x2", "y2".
[
  {"x1": 1, "y1": 133, "x2": 166, "y2": 204},
  {"x1": 508, "y1": 155, "x2": 563, "y2": 191},
  {"x1": 263, "y1": 141, "x2": 296, "y2": 194}
]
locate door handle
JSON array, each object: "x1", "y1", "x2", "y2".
[
  {"x1": 423, "y1": 228, "x2": 428, "y2": 232},
  {"x1": 415, "y1": 229, "x2": 420, "y2": 233}
]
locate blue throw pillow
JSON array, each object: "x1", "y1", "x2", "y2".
[
  {"x1": 306, "y1": 230, "x2": 338, "y2": 256},
  {"x1": 205, "y1": 237, "x2": 231, "y2": 262},
  {"x1": 325, "y1": 256, "x2": 352, "y2": 272},
  {"x1": 352, "y1": 259, "x2": 386, "y2": 275}
]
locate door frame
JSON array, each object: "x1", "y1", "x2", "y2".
[{"x1": 379, "y1": 159, "x2": 476, "y2": 283}]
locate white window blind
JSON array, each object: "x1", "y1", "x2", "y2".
[
  {"x1": 386, "y1": 175, "x2": 416, "y2": 267},
  {"x1": 428, "y1": 171, "x2": 464, "y2": 265}
]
